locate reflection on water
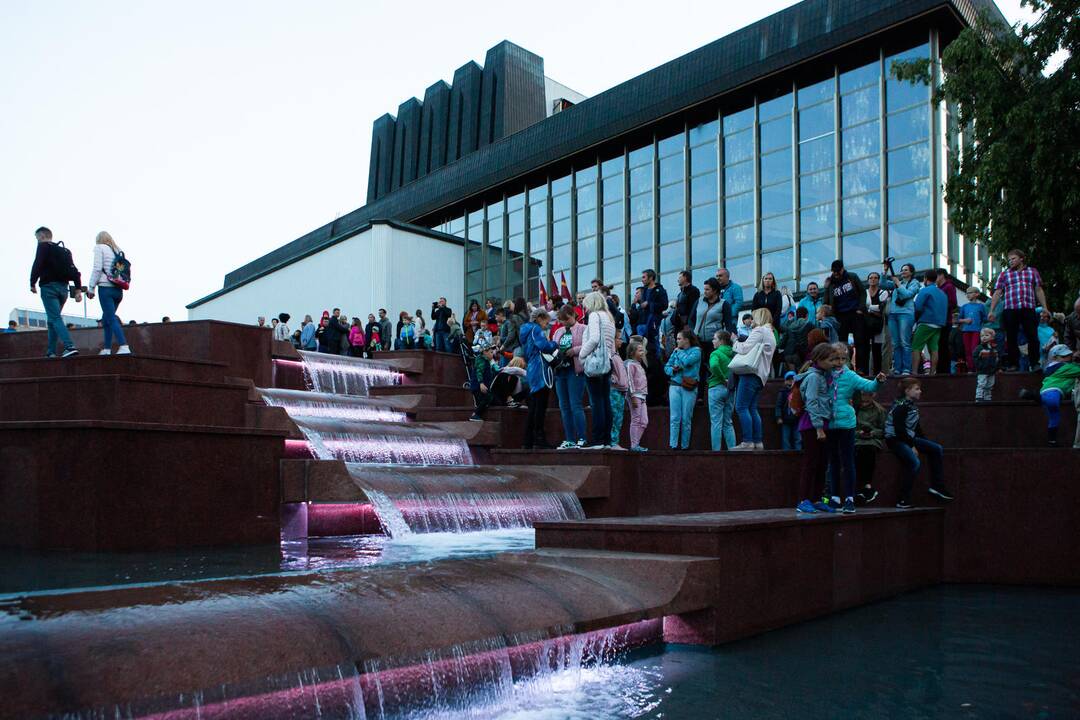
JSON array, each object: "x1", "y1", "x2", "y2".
[{"x1": 0, "y1": 529, "x2": 536, "y2": 597}]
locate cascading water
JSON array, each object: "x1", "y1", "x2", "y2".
[
  {"x1": 263, "y1": 352, "x2": 585, "y2": 537},
  {"x1": 296, "y1": 350, "x2": 404, "y2": 395}
]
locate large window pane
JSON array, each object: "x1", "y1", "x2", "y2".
[
  {"x1": 692, "y1": 231, "x2": 718, "y2": 267},
  {"x1": 690, "y1": 172, "x2": 718, "y2": 206},
  {"x1": 887, "y1": 179, "x2": 930, "y2": 222},
  {"x1": 576, "y1": 263, "x2": 596, "y2": 292},
  {"x1": 551, "y1": 174, "x2": 571, "y2": 195},
  {"x1": 724, "y1": 161, "x2": 754, "y2": 195},
  {"x1": 603, "y1": 228, "x2": 624, "y2": 258},
  {"x1": 798, "y1": 77, "x2": 833, "y2": 106},
  {"x1": 631, "y1": 193, "x2": 653, "y2": 223},
  {"x1": 726, "y1": 255, "x2": 757, "y2": 297},
  {"x1": 603, "y1": 256, "x2": 624, "y2": 285},
  {"x1": 603, "y1": 201, "x2": 624, "y2": 232},
  {"x1": 659, "y1": 154, "x2": 684, "y2": 186},
  {"x1": 629, "y1": 144, "x2": 652, "y2": 168},
  {"x1": 842, "y1": 192, "x2": 881, "y2": 231},
  {"x1": 630, "y1": 165, "x2": 652, "y2": 194},
  {"x1": 800, "y1": 203, "x2": 835, "y2": 240},
  {"x1": 552, "y1": 218, "x2": 570, "y2": 245},
  {"x1": 552, "y1": 243, "x2": 571, "y2": 271},
  {"x1": 577, "y1": 209, "x2": 597, "y2": 237},
  {"x1": 761, "y1": 247, "x2": 793, "y2": 281},
  {"x1": 725, "y1": 223, "x2": 754, "y2": 257},
  {"x1": 760, "y1": 116, "x2": 792, "y2": 153},
  {"x1": 762, "y1": 213, "x2": 793, "y2": 251},
  {"x1": 629, "y1": 249, "x2": 653, "y2": 277},
  {"x1": 691, "y1": 202, "x2": 718, "y2": 236},
  {"x1": 760, "y1": 149, "x2": 792, "y2": 186},
  {"x1": 690, "y1": 119, "x2": 719, "y2": 146},
  {"x1": 577, "y1": 236, "x2": 597, "y2": 266},
  {"x1": 761, "y1": 181, "x2": 793, "y2": 217},
  {"x1": 508, "y1": 209, "x2": 524, "y2": 236},
  {"x1": 725, "y1": 191, "x2": 754, "y2": 226},
  {"x1": 723, "y1": 106, "x2": 754, "y2": 133},
  {"x1": 889, "y1": 215, "x2": 933, "y2": 257},
  {"x1": 800, "y1": 170, "x2": 834, "y2": 207},
  {"x1": 658, "y1": 132, "x2": 684, "y2": 157},
  {"x1": 552, "y1": 192, "x2": 571, "y2": 220},
  {"x1": 691, "y1": 142, "x2": 718, "y2": 175},
  {"x1": 629, "y1": 220, "x2": 652, "y2": 251},
  {"x1": 576, "y1": 182, "x2": 597, "y2": 211},
  {"x1": 660, "y1": 183, "x2": 684, "y2": 215},
  {"x1": 842, "y1": 229, "x2": 880, "y2": 268},
  {"x1": 659, "y1": 241, "x2": 684, "y2": 272},
  {"x1": 887, "y1": 143, "x2": 931, "y2": 185},
  {"x1": 840, "y1": 60, "x2": 879, "y2": 94},
  {"x1": 800, "y1": 135, "x2": 834, "y2": 173},
  {"x1": 842, "y1": 121, "x2": 880, "y2": 161},
  {"x1": 799, "y1": 103, "x2": 834, "y2": 141},
  {"x1": 886, "y1": 105, "x2": 929, "y2": 147},
  {"x1": 724, "y1": 129, "x2": 753, "y2": 164},
  {"x1": 759, "y1": 93, "x2": 792, "y2": 120},
  {"x1": 842, "y1": 156, "x2": 880, "y2": 196},
  {"x1": 801, "y1": 237, "x2": 835, "y2": 279},
  {"x1": 659, "y1": 211, "x2": 684, "y2": 243},
  {"x1": 841, "y1": 85, "x2": 879, "y2": 128},
  {"x1": 602, "y1": 175, "x2": 623, "y2": 202},
  {"x1": 886, "y1": 44, "x2": 930, "y2": 112}
]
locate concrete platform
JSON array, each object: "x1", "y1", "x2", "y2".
[
  {"x1": 536, "y1": 507, "x2": 944, "y2": 644},
  {"x1": 0, "y1": 353, "x2": 229, "y2": 383}
]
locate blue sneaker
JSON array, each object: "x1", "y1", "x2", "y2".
[
  {"x1": 812, "y1": 500, "x2": 836, "y2": 513},
  {"x1": 629, "y1": 445, "x2": 648, "y2": 453},
  {"x1": 842, "y1": 498, "x2": 856, "y2": 514},
  {"x1": 796, "y1": 499, "x2": 817, "y2": 514}
]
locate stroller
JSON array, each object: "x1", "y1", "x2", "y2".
[{"x1": 459, "y1": 340, "x2": 478, "y2": 393}]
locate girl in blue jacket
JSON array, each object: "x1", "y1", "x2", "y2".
[
  {"x1": 827, "y1": 343, "x2": 886, "y2": 513},
  {"x1": 521, "y1": 309, "x2": 558, "y2": 449},
  {"x1": 665, "y1": 329, "x2": 702, "y2": 450}
]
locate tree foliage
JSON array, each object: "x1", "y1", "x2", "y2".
[{"x1": 892, "y1": 0, "x2": 1079, "y2": 310}]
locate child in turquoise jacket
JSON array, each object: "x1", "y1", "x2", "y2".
[{"x1": 827, "y1": 344, "x2": 886, "y2": 513}]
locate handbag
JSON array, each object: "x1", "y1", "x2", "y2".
[
  {"x1": 583, "y1": 316, "x2": 612, "y2": 377},
  {"x1": 729, "y1": 342, "x2": 763, "y2": 375},
  {"x1": 680, "y1": 375, "x2": 698, "y2": 390}
]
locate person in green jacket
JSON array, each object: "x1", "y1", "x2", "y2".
[
  {"x1": 1039, "y1": 344, "x2": 1080, "y2": 446},
  {"x1": 827, "y1": 343, "x2": 887, "y2": 513},
  {"x1": 707, "y1": 330, "x2": 737, "y2": 451},
  {"x1": 853, "y1": 391, "x2": 887, "y2": 504}
]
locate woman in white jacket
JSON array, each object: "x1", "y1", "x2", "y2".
[
  {"x1": 86, "y1": 231, "x2": 130, "y2": 355},
  {"x1": 579, "y1": 292, "x2": 617, "y2": 449},
  {"x1": 731, "y1": 308, "x2": 776, "y2": 450}
]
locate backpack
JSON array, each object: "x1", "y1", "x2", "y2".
[
  {"x1": 788, "y1": 382, "x2": 805, "y2": 415},
  {"x1": 109, "y1": 250, "x2": 131, "y2": 290},
  {"x1": 52, "y1": 241, "x2": 80, "y2": 284}
]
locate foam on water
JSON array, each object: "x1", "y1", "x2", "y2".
[{"x1": 295, "y1": 350, "x2": 404, "y2": 395}]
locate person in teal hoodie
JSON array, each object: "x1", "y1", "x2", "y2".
[
  {"x1": 665, "y1": 328, "x2": 702, "y2": 450},
  {"x1": 912, "y1": 269, "x2": 948, "y2": 376},
  {"x1": 826, "y1": 343, "x2": 886, "y2": 513},
  {"x1": 880, "y1": 262, "x2": 922, "y2": 375}
]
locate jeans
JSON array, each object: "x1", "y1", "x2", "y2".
[
  {"x1": 585, "y1": 373, "x2": 612, "y2": 446},
  {"x1": 554, "y1": 370, "x2": 587, "y2": 444},
  {"x1": 780, "y1": 422, "x2": 802, "y2": 450},
  {"x1": 889, "y1": 437, "x2": 944, "y2": 502},
  {"x1": 40, "y1": 282, "x2": 74, "y2": 354},
  {"x1": 975, "y1": 373, "x2": 996, "y2": 401},
  {"x1": 609, "y1": 388, "x2": 627, "y2": 446},
  {"x1": 826, "y1": 428, "x2": 857, "y2": 499},
  {"x1": 733, "y1": 374, "x2": 764, "y2": 444},
  {"x1": 97, "y1": 285, "x2": 126, "y2": 349},
  {"x1": 433, "y1": 330, "x2": 450, "y2": 353},
  {"x1": 707, "y1": 384, "x2": 736, "y2": 451},
  {"x1": 668, "y1": 384, "x2": 696, "y2": 449},
  {"x1": 888, "y1": 313, "x2": 915, "y2": 374},
  {"x1": 523, "y1": 388, "x2": 550, "y2": 447},
  {"x1": 799, "y1": 428, "x2": 827, "y2": 501},
  {"x1": 1002, "y1": 308, "x2": 1039, "y2": 369}
]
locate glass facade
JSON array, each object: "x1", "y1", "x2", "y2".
[{"x1": 434, "y1": 33, "x2": 979, "y2": 305}]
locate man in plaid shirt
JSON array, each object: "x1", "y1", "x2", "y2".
[{"x1": 988, "y1": 248, "x2": 1050, "y2": 371}]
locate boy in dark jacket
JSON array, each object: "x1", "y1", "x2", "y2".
[
  {"x1": 973, "y1": 328, "x2": 1000, "y2": 401},
  {"x1": 775, "y1": 371, "x2": 802, "y2": 450},
  {"x1": 885, "y1": 378, "x2": 954, "y2": 508},
  {"x1": 469, "y1": 344, "x2": 498, "y2": 421}
]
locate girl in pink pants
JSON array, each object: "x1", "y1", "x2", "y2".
[{"x1": 626, "y1": 337, "x2": 650, "y2": 451}]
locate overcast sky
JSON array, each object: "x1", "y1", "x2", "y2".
[{"x1": 2, "y1": 0, "x2": 1040, "y2": 323}]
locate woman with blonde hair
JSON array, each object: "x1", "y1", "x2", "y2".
[
  {"x1": 86, "y1": 231, "x2": 130, "y2": 355},
  {"x1": 730, "y1": 307, "x2": 777, "y2": 450},
  {"x1": 579, "y1": 291, "x2": 617, "y2": 448}
]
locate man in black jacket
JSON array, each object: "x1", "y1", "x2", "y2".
[
  {"x1": 29, "y1": 226, "x2": 82, "y2": 358},
  {"x1": 431, "y1": 297, "x2": 453, "y2": 353},
  {"x1": 823, "y1": 259, "x2": 866, "y2": 345},
  {"x1": 322, "y1": 308, "x2": 349, "y2": 355},
  {"x1": 675, "y1": 270, "x2": 700, "y2": 330}
]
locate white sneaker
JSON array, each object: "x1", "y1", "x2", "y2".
[
  {"x1": 556, "y1": 441, "x2": 576, "y2": 450},
  {"x1": 584, "y1": 444, "x2": 607, "y2": 450},
  {"x1": 753, "y1": 442, "x2": 765, "y2": 450},
  {"x1": 730, "y1": 442, "x2": 754, "y2": 451},
  {"x1": 609, "y1": 444, "x2": 627, "y2": 451},
  {"x1": 116, "y1": 345, "x2": 132, "y2": 355},
  {"x1": 98, "y1": 348, "x2": 111, "y2": 355}
]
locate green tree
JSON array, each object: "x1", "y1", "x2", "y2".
[{"x1": 892, "y1": 0, "x2": 1079, "y2": 311}]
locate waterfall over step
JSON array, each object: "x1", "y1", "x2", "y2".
[
  {"x1": 296, "y1": 417, "x2": 473, "y2": 466},
  {"x1": 260, "y1": 387, "x2": 409, "y2": 423},
  {"x1": 296, "y1": 350, "x2": 404, "y2": 395}
]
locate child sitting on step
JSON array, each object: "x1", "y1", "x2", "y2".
[
  {"x1": 885, "y1": 378, "x2": 955, "y2": 508},
  {"x1": 469, "y1": 344, "x2": 498, "y2": 421},
  {"x1": 1038, "y1": 344, "x2": 1080, "y2": 447}
]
